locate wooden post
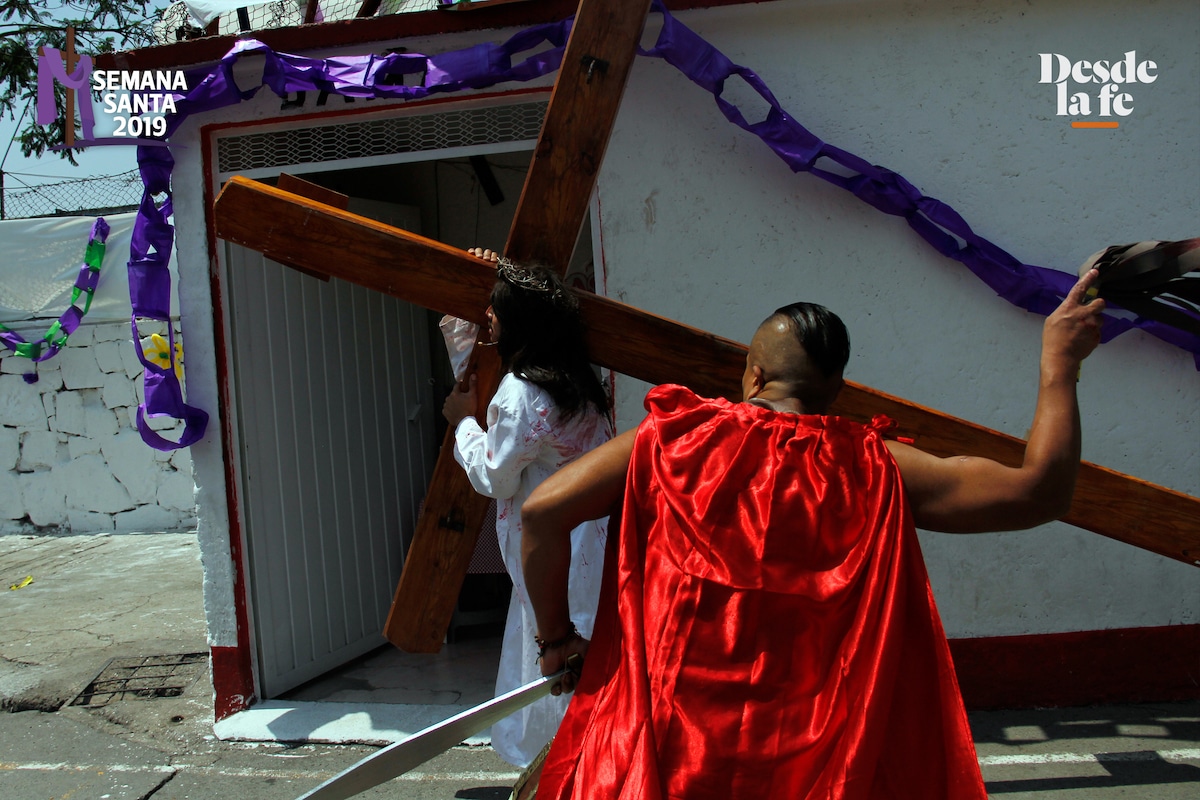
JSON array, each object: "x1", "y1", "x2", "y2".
[
  {"x1": 377, "y1": 0, "x2": 657, "y2": 652},
  {"x1": 64, "y1": 27, "x2": 77, "y2": 148}
]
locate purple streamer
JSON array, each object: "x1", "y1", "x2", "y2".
[
  {"x1": 128, "y1": 145, "x2": 209, "y2": 451},
  {"x1": 1, "y1": 217, "x2": 110, "y2": 366},
  {"x1": 163, "y1": 20, "x2": 571, "y2": 135},
  {"x1": 129, "y1": 2, "x2": 1197, "y2": 450},
  {"x1": 639, "y1": 0, "x2": 1198, "y2": 365}
]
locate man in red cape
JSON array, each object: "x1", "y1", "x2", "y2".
[{"x1": 521, "y1": 269, "x2": 1106, "y2": 799}]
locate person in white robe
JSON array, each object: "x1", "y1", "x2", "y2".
[{"x1": 443, "y1": 249, "x2": 611, "y2": 768}]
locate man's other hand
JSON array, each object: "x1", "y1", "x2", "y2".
[{"x1": 542, "y1": 636, "x2": 590, "y2": 696}]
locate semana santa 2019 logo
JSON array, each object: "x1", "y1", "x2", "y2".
[
  {"x1": 36, "y1": 29, "x2": 182, "y2": 148},
  {"x1": 1038, "y1": 50, "x2": 1158, "y2": 129}
]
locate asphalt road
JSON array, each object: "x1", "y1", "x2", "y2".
[
  {"x1": 2, "y1": 533, "x2": 1197, "y2": 799},
  {"x1": 1, "y1": 694, "x2": 1197, "y2": 799}
]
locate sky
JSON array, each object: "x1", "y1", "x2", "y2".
[{"x1": 1, "y1": 112, "x2": 142, "y2": 189}]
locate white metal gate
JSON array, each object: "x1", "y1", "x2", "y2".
[{"x1": 224, "y1": 244, "x2": 437, "y2": 697}]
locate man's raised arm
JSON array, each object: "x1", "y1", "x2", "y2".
[{"x1": 887, "y1": 268, "x2": 1107, "y2": 533}]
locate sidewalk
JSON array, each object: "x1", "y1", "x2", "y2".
[
  {"x1": 0, "y1": 532, "x2": 207, "y2": 716},
  {"x1": 0, "y1": 531, "x2": 518, "y2": 799},
  {"x1": 2, "y1": 531, "x2": 1198, "y2": 799}
]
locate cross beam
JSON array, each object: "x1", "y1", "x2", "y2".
[
  {"x1": 213, "y1": 176, "x2": 1200, "y2": 569},
  {"x1": 377, "y1": 0, "x2": 657, "y2": 652}
]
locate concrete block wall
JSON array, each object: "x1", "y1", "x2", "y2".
[{"x1": 0, "y1": 321, "x2": 197, "y2": 535}]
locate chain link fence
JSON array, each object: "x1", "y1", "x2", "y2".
[{"x1": 1, "y1": 170, "x2": 145, "y2": 220}]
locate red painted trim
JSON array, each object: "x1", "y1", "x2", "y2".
[
  {"x1": 950, "y1": 624, "x2": 1200, "y2": 711},
  {"x1": 97, "y1": 0, "x2": 777, "y2": 72},
  {"x1": 202, "y1": 127, "x2": 258, "y2": 721},
  {"x1": 211, "y1": 646, "x2": 256, "y2": 719}
]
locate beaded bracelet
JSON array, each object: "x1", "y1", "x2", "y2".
[{"x1": 534, "y1": 623, "x2": 580, "y2": 660}]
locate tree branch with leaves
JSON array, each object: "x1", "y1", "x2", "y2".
[{"x1": 1, "y1": 0, "x2": 160, "y2": 164}]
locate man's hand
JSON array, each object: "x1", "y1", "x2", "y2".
[
  {"x1": 1042, "y1": 267, "x2": 1106, "y2": 375},
  {"x1": 523, "y1": 430, "x2": 636, "y2": 689},
  {"x1": 442, "y1": 373, "x2": 478, "y2": 426},
  {"x1": 887, "y1": 267, "x2": 1107, "y2": 533},
  {"x1": 541, "y1": 636, "x2": 590, "y2": 696}
]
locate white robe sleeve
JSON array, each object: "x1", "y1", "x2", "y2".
[{"x1": 452, "y1": 378, "x2": 548, "y2": 500}]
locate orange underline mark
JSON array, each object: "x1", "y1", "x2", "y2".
[{"x1": 1071, "y1": 121, "x2": 1120, "y2": 129}]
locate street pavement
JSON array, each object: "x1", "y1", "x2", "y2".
[{"x1": 1, "y1": 531, "x2": 1198, "y2": 799}]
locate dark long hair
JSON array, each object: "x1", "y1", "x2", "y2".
[{"x1": 490, "y1": 262, "x2": 609, "y2": 419}]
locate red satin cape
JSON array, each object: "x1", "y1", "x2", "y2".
[{"x1": 537, "y1": 386, "x2": 985, "y2": 800}]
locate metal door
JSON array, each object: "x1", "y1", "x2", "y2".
[{"x1": 225, "y1": 243, "x2": 437, "y2": 697}]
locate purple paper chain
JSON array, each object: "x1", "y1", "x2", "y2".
[
  {"x1": 1, "y1": 218, "x2": 110, "y2": 379},
  {"x1": 161, "y1": 20, "x2": 574, "y2": 140},
  {"x1": 129, "y1": 143, "x2": 209, "y2": 451},
  {"x1": 637, "y1": 0, "x2": 1198, "y2": 364},
  {"x1": 130, "y1": 3, "x2": 1197, "y2": 449}
]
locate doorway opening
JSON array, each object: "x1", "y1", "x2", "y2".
[{"x1": 216, "y1": 104, "x2": 600, "y2": 713}]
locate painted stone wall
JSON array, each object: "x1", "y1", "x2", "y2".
[{"x1": 0, "y1": 321, "x2": 196, "y2": 535}]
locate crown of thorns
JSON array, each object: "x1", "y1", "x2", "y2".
[{"x1": 496, "y1": 257, "x2": 565, "y2": 299}]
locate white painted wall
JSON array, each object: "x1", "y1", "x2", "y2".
[
  {"x1": 0, "y1": 321, "x2": 196, "y2": 535},
  {"x1": 166, "y1": 0, "x2": 1196, "y2": 652},
  {"x1": 595, "y1": 0, "x2": 1198, "y2": 637}
]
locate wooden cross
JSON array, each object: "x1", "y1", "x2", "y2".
[
  {"x1": 212, "y1": 181, "x2": 1200, "y2": 551},
  {"x1": 369, "y1": 0, "x2": 659, "y2": 653},
  {"x1": 213, "y1": 0, "x2": 1200, "y2": 657}
]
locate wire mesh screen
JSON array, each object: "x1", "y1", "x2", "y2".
[
  {"x1": 2, "y1": 170, "x2": 144, "y2": 220},
  {"x1": 216, "y1": 100, "x2": 547, "y2": 174}
]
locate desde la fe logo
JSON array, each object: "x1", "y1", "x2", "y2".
[{"x1": 1038, "y1": 51, "x2": 1157, "y2": 128}]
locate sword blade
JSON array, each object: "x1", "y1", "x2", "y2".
[{"x1": 295, "y1": 669, "x2": 565, "y2": 800}]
